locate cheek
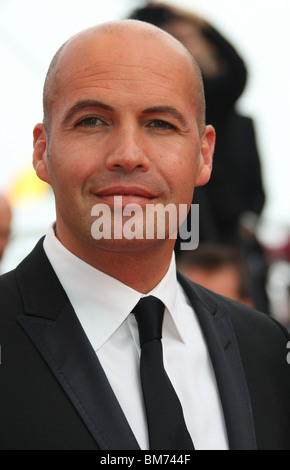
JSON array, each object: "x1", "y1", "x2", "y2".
[
  {"x1": 47, "y1": 138, "x2": 96, "y2": 187},
  {"x1": 161, "y1": 147, "x2": 198, "y2": 203}
]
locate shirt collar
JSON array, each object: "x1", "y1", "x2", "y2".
[{"x1": 43, "y1": 224, "x2": 185, "y2": 350}]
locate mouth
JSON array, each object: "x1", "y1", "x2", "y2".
[{"x1": 94, "y1": 185, "x2": 158, "y2": 207}]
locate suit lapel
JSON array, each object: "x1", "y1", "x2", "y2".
[
  {"x1": 178, "y1": 272, "x2": 257, "y2": 450},
  {"x1": 16, "y1": 239, "x2": 140, "y2": 450}
]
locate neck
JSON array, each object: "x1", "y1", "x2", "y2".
[{"x1": 92, "y1": 244, "x2": 175, "y2": 293}]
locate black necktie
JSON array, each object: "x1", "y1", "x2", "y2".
[{"x1": 133, "y1": 296, "x2": 194, "y2": 450}]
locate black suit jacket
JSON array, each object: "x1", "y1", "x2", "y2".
[{"x1": 0, "y1": 239, "x2": 290, "y2": 450}]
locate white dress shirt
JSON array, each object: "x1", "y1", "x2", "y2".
[{"x1": 43, "y1": 225, "x2": 229, "y2": 450}]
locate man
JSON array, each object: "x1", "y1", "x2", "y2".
[
  {"x1": 0, "y1": 20, "x2": 289, "y2": 450},
  {"x1": 0, "y1": 194, "x2": 12, "y2": 264}
]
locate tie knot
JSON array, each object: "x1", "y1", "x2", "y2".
[{"x1": 133, "y1": 296, "x2": 165, "y2": 347}]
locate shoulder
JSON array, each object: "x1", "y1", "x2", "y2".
[
  {"x1": 178, "y1": 270, "x2": 290, "y2": 350},
  {"x1": 0, "y1": 269, "x2": 21, "y2": 304},
  {"x1": 0, "y1": 237, "x2": 52, "y2": 321},
  {"x1": 222, "y1": 294, "x2": 289, "y2": 371},
  {"x1": 0, "y1": 268, "x2": 25, "y2": 333}
]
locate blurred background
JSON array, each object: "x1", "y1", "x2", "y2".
[{"x1": 0, "y1": 0, "x2": 289, "y2": 326}]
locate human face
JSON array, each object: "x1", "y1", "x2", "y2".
[
  {"x1": 33, "y1": 28, "x2": 214, "y2": 255},
  {"x1": 182, "y1": 265, "x2": 254, "y2": 307}
]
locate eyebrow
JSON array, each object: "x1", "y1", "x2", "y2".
[
  {"x1": 62, "y1": 100, "x2": 115, "y2": 125},
  {"x1": 62, "y1": 101, "x2": 188, "y2": 128},
  {"x1": 142, "y1": 106, "x2": 188, "y2": 128}
]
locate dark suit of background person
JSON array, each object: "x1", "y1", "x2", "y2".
[
  {"x1": 129, "y1": 4, "x2": 269, "y2": 313},
  {"x1": 0, "y1": 238, "x2": 290, "y2": 450}
]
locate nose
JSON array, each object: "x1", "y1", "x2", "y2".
[{"x1": 105, "y1": 125, "x2": 150, "y2": 173}]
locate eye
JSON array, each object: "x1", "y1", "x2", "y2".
[
  {"x1": 147, "y1": 120, "x2": 177, "y2": 131},
  {"x1": 75, "y1": 117, "x2": 106, "y2": 128}
]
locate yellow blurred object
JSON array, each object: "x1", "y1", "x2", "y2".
[{"x1": 7, "y1": 166, "x2": 50, "y2": 206}]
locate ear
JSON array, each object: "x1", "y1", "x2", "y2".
[
  {"x1": 33, "y1": 123, "x2": 51, "y2": 184},
  {"x1": 195, "y1": 125, "x2": 215, "y2": 187}
]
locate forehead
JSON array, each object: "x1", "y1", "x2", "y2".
[{"x1": 52, "y1": 30, "x2": 197, "y2": 112}]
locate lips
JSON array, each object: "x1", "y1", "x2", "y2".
[{"x1": 95, "y1": 185, "x2": 157, "y2": 207}]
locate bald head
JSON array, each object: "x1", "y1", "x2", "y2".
[{"x1": 42, "y1": 20, "x2": 205, "y2": 134}]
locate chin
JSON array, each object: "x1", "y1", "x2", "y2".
[{"x1": 91, "y1": 236, "x2": 174, "y2": 254}]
